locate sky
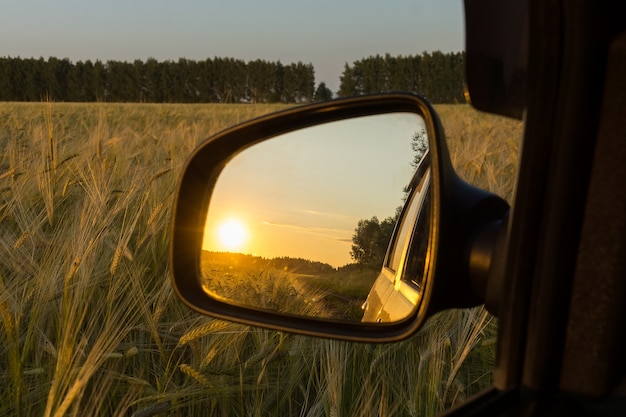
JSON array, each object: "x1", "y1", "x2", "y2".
[
  {"x1": 202, "y1": 112, "x2": 426, "y2": 267},
  {"x1": 1, "y1": 0, "x2": 465, "y2": 92},
  {"x1": 1, "y1": 0, "x2": 456, "y2": 267}
]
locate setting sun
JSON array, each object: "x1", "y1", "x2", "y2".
[{"x1": 217, "y1": 219, "x2": 247, "y2": 251}]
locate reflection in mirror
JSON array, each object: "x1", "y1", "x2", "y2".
[
  {"x1": 201, "y1": 113, "x2": 431, "y2": 323},
  {"x1": 362, "y1": 163, "x2": 430, "y2": 323}
]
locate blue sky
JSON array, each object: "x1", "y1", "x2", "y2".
[{"x1": 1, "y1": 1, "x2": 464, "y2": 92}]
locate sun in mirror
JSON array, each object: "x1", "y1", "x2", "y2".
[
  {"x1": 201, "y1": 112, "x2": 431, "y2": 323},
  {"x1": 216, "y1": 219, "x2": 248, "y2": 251}
]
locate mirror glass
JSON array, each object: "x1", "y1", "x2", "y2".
[{"x1": 201, "y1": 112, "x2": 431, "y2": 323}]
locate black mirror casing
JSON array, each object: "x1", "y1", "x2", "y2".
[{"x1": 171, "y1": 93, "x2": 509, "y2": 342}]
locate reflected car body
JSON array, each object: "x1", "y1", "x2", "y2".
[{"x1": 362, "y1": 151, "x2": 431, "y2": 322}]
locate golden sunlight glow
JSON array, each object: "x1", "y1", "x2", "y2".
[{"x1": 217, "y1": 219, "x2": 247, "y2": 251}]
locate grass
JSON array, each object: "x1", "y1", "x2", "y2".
[
  {"x1": 0, "y1": 101, "x2": 521, "y2": 416},
  {"x1": 200, "y1": 251, "x2": 333, "y2": 318},
  {"x1": 200, "y1": 251, "x2": 378, "y2": 321}
]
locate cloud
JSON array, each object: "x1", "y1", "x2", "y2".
[
  {"x1": 299, "y1": 209, "x2": 353, "y2": 220},
  {"x1": 262, "y1": 221, "x2": 352, "y2": 242}
]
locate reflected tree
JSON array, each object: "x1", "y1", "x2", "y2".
[
  {"x1": 350, "y1": 214, "x2": 398, "y2": 268},
  {"x1": 351, "y1": 126, "x2": 428, "y2": 270},
  {"x1": 411, "y1": 126, "x2": 429, "y2": 168}
]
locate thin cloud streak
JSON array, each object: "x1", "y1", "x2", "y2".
[{"x1": 261, "y1": 221, "x2": 352, "y2": 242}]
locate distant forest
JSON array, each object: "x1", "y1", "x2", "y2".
[{"x1": 0, "y1": 52, "x2": 465, "y2": 104}]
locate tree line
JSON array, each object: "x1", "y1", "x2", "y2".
[
  {"x1": 337, "y1": 52, "x2": 466, "y2": 103},
  {"x1": 0, "y1": 51, "x2": 465, "y2": 104},
  {"x1": 0, "y1": 56, "x2": 323, "y2": 103}
]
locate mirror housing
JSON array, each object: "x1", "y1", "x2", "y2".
[{"x1": 171, "y1": 94, "x2": 509, "y2": 342}]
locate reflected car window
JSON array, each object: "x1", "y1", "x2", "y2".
[
  {"x1": 402, "y1": 187, "x2": 431, "y2": 289},
  {"x1": 387, "y1": 169, "x2": 430, "y2": 272}
]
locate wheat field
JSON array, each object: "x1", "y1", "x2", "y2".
[{"x1": 0, "y1": 102, "x2": 521, "y2": 417}]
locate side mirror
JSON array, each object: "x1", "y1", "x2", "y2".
[{"x1": 171, "y1": 94, "x2": 509, "y2": 342}]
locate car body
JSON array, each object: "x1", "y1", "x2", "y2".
[
  {"x1": 362, "y1": 151, "x2": 430, "y2": 323},
  {"x1": 171, "y1": 0, "x2": 626, "y2": 416}
]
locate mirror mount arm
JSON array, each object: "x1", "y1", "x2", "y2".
[
  {"x1": 427, "y1": 117, "x2": 510, "y2": 315},
  {"x1": 469, "y1": 212, "x2": 510, "y2": 316},
  {"x1": 428, "y1": 180, "x2": 509, "y2": 313}
]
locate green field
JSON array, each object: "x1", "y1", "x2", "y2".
[{"x1": 0, "y1": 102, "x2": 521, "y2": 416}]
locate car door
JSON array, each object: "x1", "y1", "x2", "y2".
[{"x1": 362, "y1": 155, "x2": 430, "y2": 323}]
